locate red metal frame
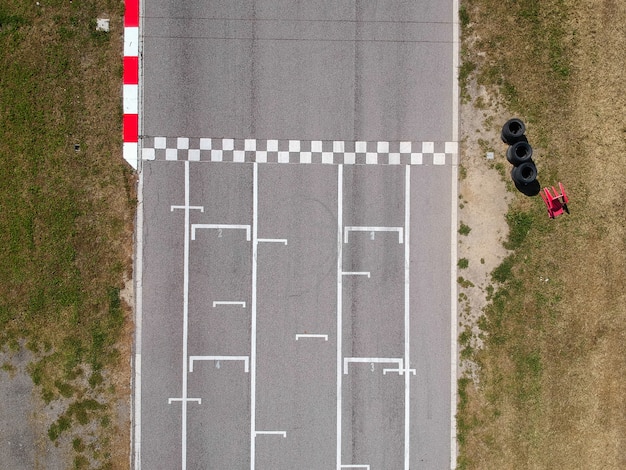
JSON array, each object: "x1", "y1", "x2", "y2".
[{"x1": 540, "y1": 182, "x2": 569, "y2": 218}]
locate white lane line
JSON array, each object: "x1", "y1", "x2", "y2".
[
  {"x1": 133, "y1": 156, "x2": 144, "y2": 470},
  {"x1": 343, "y1": 357, "x2": 404, "y2": 375},
  {"x1": 451, "y1": 1, "x2": 460, "y2": 468},
  {"x1": 212, "y1": 301, "x2": 246, "y2": 308},
  {"x1": 336, "y1": 164, "x2": 343, "y2": 470},
  {"x1": 295, "y1": 334, "x2": 329, "y2": 341},
  {"x1": 257, "y1": 238, "x2": 288, "y2": 245},
  {"x1": 250, "y1": 162, "x2": 258, "y2": 470},
  {"x1": 404, "y1": 165, "x2": 411, "y2": 470},
  {"x1": 168, "y1": 398, "x2": 201, "y2": 404},
  {"x1": 343, "y1": 226, "x2": 404, "y2": 244},
  {"x1": 189, "y1": 356, "x2": 250, "y2": 373},
  {"x1": 182, "y1": 160, "x2": 190, "y2": 470},
  {"x1": 255, "y1": 431, "x2": 287, "y2": 438},
  {"x1": 191, "y1": 223, "x2": 251, "y2": 241},
  {"x1": 341, "y1": 271, "x2": 371, "y2": 278}
]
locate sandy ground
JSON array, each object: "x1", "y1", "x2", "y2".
[{"x1": 457, "y1": 81, "x2": 513, "y2": 377}]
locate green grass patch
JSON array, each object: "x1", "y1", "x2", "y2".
[{"x1": 458, "y1": 222, "x2": 472, "y2": 236}]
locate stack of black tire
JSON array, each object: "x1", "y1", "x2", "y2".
[{"x1": 501, "y1": 118, "x2": 540, "y2": 195}]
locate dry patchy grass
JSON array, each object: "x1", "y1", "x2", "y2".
[
  {"x1": 0, "y1": 0, "x2": 134, "y2": 468},
  {"x1": 458, "y1": 1, "x2": 626, "y2": 469}
]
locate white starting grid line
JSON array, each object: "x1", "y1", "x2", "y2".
[
  {"x1": 295, "y1": 334, "x2": 329, "y2": 341},
  {"x1": 191, "y1": 223, "x2": 251, "y2": 241},
  {"x1": 212, "y1": 301, "x2": 246, "y2": 308},
  {"x1": 189, "y1": 356, "x2": 250, "y2": 373},
  {"x1": 344, "y1": 226, "x2": 404, "y2": 244}
]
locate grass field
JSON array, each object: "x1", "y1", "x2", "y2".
[
  {"x1": 0, "y1": 1, "x2": 134, "y2": 468},
  {"x1": 457, "y1": 0, "x2": 626, "y2": 468}
]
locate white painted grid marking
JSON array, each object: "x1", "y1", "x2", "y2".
[
  {"x1": 212, "y1": 301, "x2": 246, "y2": 308},
  {"x1": 341, "y1": 271, "x2": 371, "y2": 278},
  {"x1": 189, "y1": 356, "x2": 250, "y2": 373},
  {"x1": 191, "y1": 223, "x2": 251, "y2": 241},
  {"x1": 344, "y1": 226, "x2": 404, "y2": 244},
  {"x1": 404, "y1": 165, "x2": 411, "y2": 470},
  {"x1": 171, "y1": 205, "x2": 204, "y2": 212},
  {"x1": 295, "y1": 334, "x2": 329, "y2": 341},
  {"x1": 168, "y1": 398, "x2": 201, "y2": 405},
  {"x1": 255, "y1": 431, "x2": 287, "y2": 438},
  {"x1": 250, "y1": 162, "x2": 258, "y2": 470},
  {"x1": 343, "y1": 357, "x2": 405, "y2": 375},
  {"x1": 336, "y1": 164, "x2": 343, "y2": 470},
  {"x1": 257, "y1": 238, "x2": 288, "y2": 245},
  {"x1": 180, "y1": 161, "x2": 191, "y2": 470}
]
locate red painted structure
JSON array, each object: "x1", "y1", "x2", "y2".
[{"x1": 540, "y1": 182, "x2": 569, "y2": 219}]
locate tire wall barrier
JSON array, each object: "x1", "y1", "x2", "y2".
[{"x1": 501, "y1": 118, "x2": 538, "y2": 188}]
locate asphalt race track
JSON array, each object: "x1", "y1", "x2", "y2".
[{"x1": 135, "y1": 2, "x2": 459, "y2": 469}]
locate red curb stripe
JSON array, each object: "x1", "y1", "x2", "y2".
[
  {"x1": 125, "y1": 0, "x2": 139, "y2": 27},
  {"x1": 123, "y1": 0, "x2": 140, "y2": 149},
  {"x1": 124, "y1": 56, "x2": 139, "y2": 85},
  {"x1": 124, "y1": 114, "x2": 139, "y2": 143}
]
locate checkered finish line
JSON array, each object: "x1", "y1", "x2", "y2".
[{"x1": 141, "y1": 137, "x2": 458, "y2": 165}]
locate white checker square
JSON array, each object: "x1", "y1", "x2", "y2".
[
  {"x1": 300, "y1": 152, "x2": 312, "y2": 164},
  {"x1": 277, "y1": 151, "x2": 289, "y2": 163},
  {"x1": 333, "y1": 141, "x2": 345, "y2": 153},
  {"x1": 366, "y1": 152, "x2": 378, "y2": 164},
  {"x1": 445, "y1": 141, "x2": 459, "y2": 153},
  {"x1": 256, "y1": 151, "x2": 268, "y2": 163},
  {"x1": 411, "y1": 153, "x2": 423, "y2": 165},
  {"x1": 289, "y1": 140, "x2": 300, "y2": 152},
  {"x1": 433, "y1": 153, "x2": 446, "y2": 165},
  {"x1": 388, "y1": 153, "x2": 400, "y2": 165},
  {"x1": 322, "y1": 152, "x2": 334, "y2": 164},
  {"x1": 245, "y1": 139, "x2": 256, "y2": 151},
  {"x1": 422, "y1": 141, "x2": 434, "y2": 153},
  {"x1": 188, "y1": 149, "x2": 200, "y2": 161},
  {"x1": 154, "y1": 137, "x2": 167, "y2": 149},
  {"x1": 177, "y1": 137, "x2": 189, "y2": 149},
  {"x1": 377, "y1": 141, "x2": 389, "y2": 153},
  {"x1": 311, "y1": 141, "x2": 323, "y2": 152},
  {"x1": 267, "y1": 140, "x2": 279, "y2": 151},
  {"x1": 211, "y1": 150, "x2": 223, "y2": 162},
  {"x1": 343, "y1": 153, "x2": 355, "y2": 164},
  {"x1": 165, "y1": 148, "x2": 178, "y2": 160},
  {"x1": 142, "y1": 148, "x2": 155, "y2": 160},
  {"x1": 399, "y1": 141, "x2": 412, "y2": 153},
  {"x1": 200, "y1": 138, "x2": 212, "y2": 150},
  {"x1": 233, "y1": 150, "x2": 245, "y2": 162},
  {"x1": 223, "y1": 139, "x2": 234, "y2": 151},
  {"x1": 355, "y1": 141, "x2": 367, "y2": 153}
]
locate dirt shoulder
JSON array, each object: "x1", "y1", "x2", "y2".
[{"x1": 457, "y1": 1, "x2": 626, "y2": 468}]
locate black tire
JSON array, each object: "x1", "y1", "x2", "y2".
[
  {"x1": 501, "y1": 118, "x2": 526, "y2": 144},
  {"x1": 506, "y1": 141, "x2": 533, "y2": 166},
  {"x1": 511, "y1": 161, "x2": 537, "y2": 185}
]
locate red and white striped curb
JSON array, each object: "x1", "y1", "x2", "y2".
[{"x1": 123, "y1": 0, "x2": 139, "y2": 170}]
